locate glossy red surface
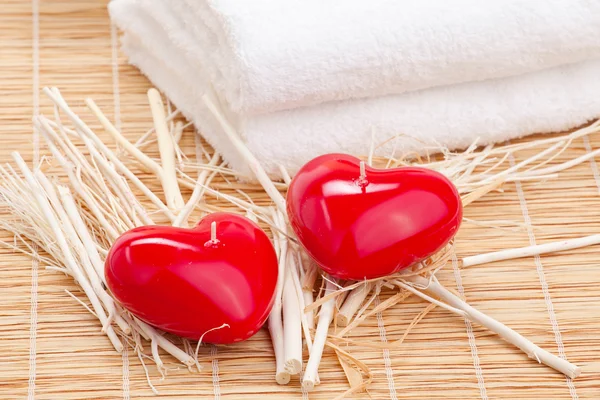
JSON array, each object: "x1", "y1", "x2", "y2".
[
  {"x1": 287, "y1": 154, "x2": 463, "y2": 280},
  {"x1": 105, "y1": 212, "x2": 278, "y2": 344}
]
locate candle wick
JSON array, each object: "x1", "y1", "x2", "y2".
[
  {"x1": 211, "y1": 221, "x2": 217, "y2": 242},
  {"x1": 358, "y1": 161, "x2": 369, "y2": 187},
  {"x1": 205, "y1": 221, "x2": 221, "y2": 248}
]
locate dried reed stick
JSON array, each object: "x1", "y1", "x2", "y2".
[
  {"x1": 148, "y1": 88, "x2": 185, "y2": 211},
  {"x1": 461, "y1": 234, "x2": 600, "y2": 267},
  {"x1": 398, "y1": 275, "x2": 580, "y2": 378},
  {"x1": 202, "y1": 94, "x2": 287, "y2": 214},
  {"x1": 337, "y1": 282, "x2": 373, "y2": 327},
  {"x1": 282, "y1": 264, "x2": 303, "y2": 375},
  {"x1": 303, "y1": 278, "x2": 336, "y2": 390},
  {"x1": 268, "y1": 210, "x2": 291, "y2": 384}
]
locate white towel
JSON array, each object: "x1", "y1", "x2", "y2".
[
  {"x1": 166, "y1": 0, "x2": 600, "y2": 115},
  {"x1": 109, "y1": 0, "x2": 600, "y2": 177}
]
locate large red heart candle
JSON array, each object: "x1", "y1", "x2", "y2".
[
  {"x1": 105, "y1": 212, "x2": 278, "y2": 344},
  {"x1": 287, "y1": 154, "x2": 462, "y2": 280}
]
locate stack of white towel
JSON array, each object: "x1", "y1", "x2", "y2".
[{"x1": 109, "y1": 0, "x2": 600, "y2": 176}]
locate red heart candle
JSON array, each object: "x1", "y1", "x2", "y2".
[
  {"x1": 287, "y1": 154, "x2": 462, "y2": 280},
  {"x1": 105, "y1": 212, "x2": 278, "y2": 344}
]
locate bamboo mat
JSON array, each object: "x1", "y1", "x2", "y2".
[{"x1": 1, "y1": 1, "x2": 600, "y2": 399}]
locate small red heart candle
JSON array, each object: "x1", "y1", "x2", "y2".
[
  {"x1": 105, "y1": 212, "x2": 278, "y2": 344},
  {"x1": 287, "y1": 154, "x2": 462, "y2": 280}
]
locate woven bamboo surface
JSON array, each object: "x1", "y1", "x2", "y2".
[{"x1": 1, "y1": 1, "x2": 600, "y2": 399}]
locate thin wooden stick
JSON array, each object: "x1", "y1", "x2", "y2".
[
  {"x1": 394, "y1": 279, "x2": 469, "y2": 318},
  {"x1": 289, "y1": 253, "x2": 313, "y2": 347},
  {"x1": 278, "y1": 165, "x2": 292, "y2": 185},
  {"x1": 86, "y1": 98, "x2": 161, "y2": 176},
  {"x1": 268, "y1": 307, "x2": 289, "y2": 384},
  {"x1": 268, "y1": 210, "x2": 290, "y2": 384},
  {"x1": 148, "y1": 88, "x2": 185, "y2": 211},
  {"x1": 300, "y1": 256, "x2": 317, "y2": 331},
  {"x1": 173, "y1": 120, "x2": 185, "y2": 144},
  {"x1": 337, "y1": 282, "x2": 373, "y2": 327},
  {"x1": 202, "y1": 94, "x2": 287, "y2": 214},
  {"x1": 519, "y1": 146, "x2": 600, "y2": 177},
  {"x1": 135, "y1": 318, "x2": 195, "y2": 367},
  {"x1": 303, "y1": 278, "x2": 336, "y2": 390},
  {"x1": 461, "y1": 234, "x2": 600, "y2": 267},
  {"x1": 283, "y1": 259, "x2": 303, "y2": 375},
  {"x1": 402, "y1": 275, "x2": 580, "y2": 378},
  {"x1": 273, "y1": 211, "x2": 289, "y2": 306},
  {"x1": 476, "y1": 141, "x2": 565, "y2": 186}
]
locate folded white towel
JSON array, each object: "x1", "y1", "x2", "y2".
[
  {"x1": 110, "y1": 0, "x2": 600, "y2": 177},
  {"x1": 169, "y1": 0, "x2": 600, "y2": 115}
]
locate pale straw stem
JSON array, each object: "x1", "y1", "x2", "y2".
[
  {"x1": 403, "y1": 275, "x2": 580, "y2": 379},
  {"x1": 462, "y1": 234, "x2": 600, "y2": 267},
  {"x1": 303, "y1": 278, "x2": 337, "y2": 390},
  {"x1": 337, "y1": 282, "x2": 373, "y2": 327},
  {"x1": 147, "y1": 89, "x2": 185, "y2": 211},
  {"x1": 202, "y1": 94, "x2": 286, "y2": 214},
  {"x1": 283, "y1": 265, "x2": 303, "y2": 375}
]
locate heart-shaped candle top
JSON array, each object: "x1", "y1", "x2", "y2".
[
  {"x1": 105, "y1": 212, "x2": 278, "y2": 344},
  {"x1": 287, "y1": 154, "x2": 462, "y2": 280}
]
